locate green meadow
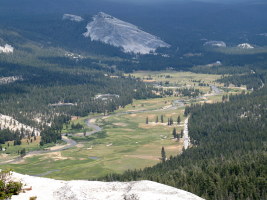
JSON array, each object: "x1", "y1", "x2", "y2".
[{"x1": 1, "y1": 71, "x2": 246, "y2": 180}]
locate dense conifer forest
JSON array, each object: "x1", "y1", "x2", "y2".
[
  {"x1": 217, "y1": 73, "x2": 265, "y2": 90},
  {"x1": 0, "y1": 45, "x2": 156, "y2": 145}
]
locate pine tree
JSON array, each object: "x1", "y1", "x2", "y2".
[
  {"x1": 177, "y1": 116, "x2": 181, "y2": 124},
  {"x1": 20, "y1": 148, "x2": 26, "y2": 157},
  {"x1": 161, "y1": 147, "x2": 166, "y2": 162},
  {"x1": 172, "y1": 128, "x2": 177, "y2": 138},
  {"x1": 160, "y1": 115, "x2": 164, "y2": 123},
  {"x1": 170, "y1": 117, "x2": 173, "y2": 125},
  {"x1": 31, "y1": 131, "x2": 35, "y2": 137},
  {"x1": 83, "y1": 129, "x2": 86, "y2": 137},
  {"x1": 184, "y1": 106, "x2": 190, "y2": 116}
]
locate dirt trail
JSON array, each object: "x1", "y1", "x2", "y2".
[
  {"x1": 0, "y1": 136, "x2": 77, "y2": 165},
  {"x1": 183, "y1": 117, "x2": 190, "y2": 150}
]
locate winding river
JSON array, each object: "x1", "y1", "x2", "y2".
[{"x1": 0, "y1": 85, "x2": 222, "y2": 165}]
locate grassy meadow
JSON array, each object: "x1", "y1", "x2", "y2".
[{"x1": 1, "y1": 71, "x2": 246, "y2": 180}]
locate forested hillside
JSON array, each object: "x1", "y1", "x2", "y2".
[
  {"x1": 1, "y1": 0, "x2": 267, "y2": 71},
  {"x1": 0, "y1": 34, "x2": 156, "y2": 145},
  {"x1": 192, "y1": 64, "x2": 266, "y2": 90},
  {"x1": 103, "y1": 76, "x2": 267, "y2": 200}
]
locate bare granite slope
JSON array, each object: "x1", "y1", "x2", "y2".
[
  {"x1": 11, "y1": 172, "x2": 204, "y2": 200},
  {"x1": 83, "y1": 12, "x2": 170, "y2": 54}
]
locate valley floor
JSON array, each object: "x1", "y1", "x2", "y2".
[{"x1": 0, "y1": 71, "x2": 246, "y2": 180}]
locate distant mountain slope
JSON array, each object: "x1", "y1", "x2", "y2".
[{"x1": 83, "y1": 12, "x2": 170, "y2": 54}]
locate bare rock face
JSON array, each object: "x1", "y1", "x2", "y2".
[
  {"x1": 203, "y1": 41, "x2": 226, "y2": 48},
  {"x1": 11, "y1": 172, "x2": 204, "y2": 200},
  {"x1": 83, "y1": 12, "x2": 170, "y2": 54},
  {"x1": 63, "y1": 14, "x2": 84, "y2": 22},
  {"x1": 0, "y1": 44, "x2": 14, "y2": 53},
  {"x1": 237, "y1": 43, "x2": 254, "y2": 49},
  {"x1": 0, "y1": 114, "x2": 40, "y2": 136}
]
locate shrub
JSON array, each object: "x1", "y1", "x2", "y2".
[
  {"x1": 0, "y1": 170, "x2": 22, "y2": 199},
  {"x1": 6, "y1": 181, "x2": 22, "y2": 195}
]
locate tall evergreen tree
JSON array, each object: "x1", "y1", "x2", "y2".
[
  {"x1": 172, "y1": 128, "x2": 177, "y2": 138},
  {"x1": 177, "y1": 116, "x2": 181, "y2": 124},
  {"x1": 20, "y1": 148, "x2": 26, "y2": 157},
  {"x1": 161, "y1": 147, "x2": 166, "y2": 162},
  {"x1": 170, "y1": 117, "x2": 173, "y2": 125},
  {"x1": 160, "y1": 115, "x2": 164, "y2": 123}
]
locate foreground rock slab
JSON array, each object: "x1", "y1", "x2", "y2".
[{"x1": 11, "y1": 172, "x2": 204, "y2": 200}]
